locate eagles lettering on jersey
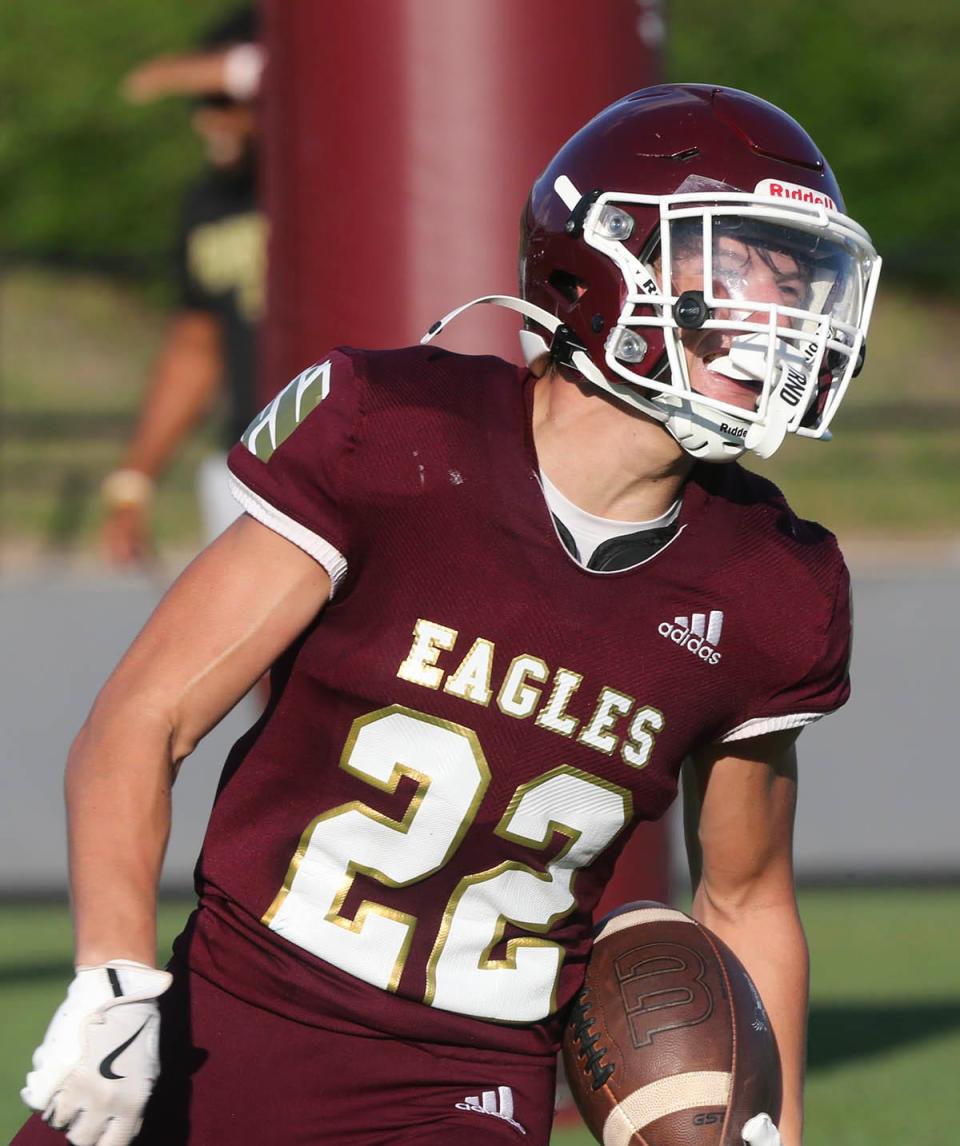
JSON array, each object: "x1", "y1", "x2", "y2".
[
  {"x1": 201, "y1": 345, "x2": 851, "y2": 1054},
  {"x1": 396, "y1": 618, "x2": 665, "y2": 768}
]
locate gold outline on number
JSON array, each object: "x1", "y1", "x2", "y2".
[
  {"x1": 424, "y1": 764, "x2": 632, "y2": 1017},
  {"x1": 423, "y1": 860, "x2": 566, "y2": 1018},
  {"x1": 262, "y1": 704, "x2": 490, "y2": 994}
]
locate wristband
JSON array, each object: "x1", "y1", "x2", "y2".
[
  {"x1": 222, "y1": 43, "x2": 265, "y2": 100},
  {"x1": 101, "y1": 469, "x2": 155, "y2": 508}
]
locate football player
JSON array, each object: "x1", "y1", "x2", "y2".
[
  {"x1": 102, "y1": 8, "x2": 265, "y2": 567},
  {"x1": 17, "y1": 85, "x2": 879, "y2": 1146}
]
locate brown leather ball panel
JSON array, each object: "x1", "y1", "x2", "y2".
[{"x1": 562, "y1": 903, "x2": 781, "y2": 1146}]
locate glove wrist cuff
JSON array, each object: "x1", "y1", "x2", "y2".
[
  {"x1": 75, "y1": 959, "x2": 158, "y2": 973},
  {"x1": 70, "y1": 961, "x2": 173, "y2": 1006}
]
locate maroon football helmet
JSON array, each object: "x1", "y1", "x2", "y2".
[{"x1": 425, "y1": 85, "x2": 881, "y2": 462}]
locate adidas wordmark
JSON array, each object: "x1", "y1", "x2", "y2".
[{"x1": 658, "y1": 609, "x2": 724, "y2": 665}]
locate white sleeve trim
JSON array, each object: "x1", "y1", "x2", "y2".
[
  {"x1": 229, "y1": 473, "x2": 347, "y2": 597},
  {"x1": 717, "y1": 711, "x2": 826, "y2": 743}
]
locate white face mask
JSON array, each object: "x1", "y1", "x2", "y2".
[{"x1": 566, "y1": 175, "x2": 881, "y2": 461}]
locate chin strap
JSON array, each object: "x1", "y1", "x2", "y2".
[
  {"x1": 420, "y1": 295, "x2": 669, "y2": 423},
  {"x1": 421, "y1": 295, "x2": 562, "y2": 362}
]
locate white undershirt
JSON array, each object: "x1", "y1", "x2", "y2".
[{"x1": 539, "y1": 470, "x2": 681, "y2": 567}]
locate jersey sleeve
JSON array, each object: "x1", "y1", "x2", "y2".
[
  {"x1": 717, "y1": 559, "x2": 852, "y2": 743},
  {"x1": 226, "y1": 351, "x2": 362, "y2": 594}
]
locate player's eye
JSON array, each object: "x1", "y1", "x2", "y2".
[{"x1": 777, "y1": 280, "x2": 807, "y2": 306}]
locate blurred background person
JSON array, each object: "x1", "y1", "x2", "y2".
[{"x1": 101, "y1": 7, "x2": 266, "y2": 565}]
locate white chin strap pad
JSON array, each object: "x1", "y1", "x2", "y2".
[{"x1": 661, "y1": 401, "x2": 750, "y2": 462}]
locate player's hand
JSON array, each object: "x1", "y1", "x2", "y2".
[
  {"x1": 21, "y1": 960, "x2": 172, "y2": 1146},
  {"x1": 100, "y1": 469, "x2": 156, "y2": 567},
  {"x1": 102, "y1": 504, "x2": 153, "y2": 567},
  {"x1": 741, "y1": 1113, "x2": 783, "y2": 1146}
]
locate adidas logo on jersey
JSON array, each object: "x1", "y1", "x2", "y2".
[
  {"x1": 455, "y1": 1086, "x2": 527, "y2": 1135},
  {"x1": 658, "y1": 610, "x2": 724, "y2": 665}
]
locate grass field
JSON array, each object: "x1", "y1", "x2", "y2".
[{"x1": 2, "y1": 888, "x2": 957, "y2": 1144}]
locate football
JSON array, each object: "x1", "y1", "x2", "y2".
[{"x1": 562, "y1": 902, "x2": 781, "y2": 1146}]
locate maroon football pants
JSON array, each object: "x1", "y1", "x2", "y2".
[{"x1": 13, "y1": 964, "x2": 556, "y2": 1145}]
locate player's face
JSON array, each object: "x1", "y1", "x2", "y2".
[
  {"x1": 671, "y1": 236, "x2": 810, "y2": 411},
  {"x1": 192, "y1": 102, "x2": 259, "y2": 168}
]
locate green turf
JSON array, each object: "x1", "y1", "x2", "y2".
[{"x1": 1, "y1": 889, "x2": 957, "y2": 1144}]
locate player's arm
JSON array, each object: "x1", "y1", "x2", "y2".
[
  {"x1": 23, "y1": 514, "x2": 330, "y2": 1143},
  {"x1": 102, "y1": 310, "x2": 222, "y2": 565},
  {"x1": 683, "y1": 730, "x2": 806, "y2": 1146},
  {"x1": 73, "y1": 512, "x2": 330, "y2": 963},
  {"x1": 121, "y1": 45, "x2": 264, "y2": 104}
]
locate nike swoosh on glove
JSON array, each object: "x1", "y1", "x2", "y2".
[
  {"x1": 741, "y1": 1113, "x2": 783, "y2": 1146},
  {"x1": 21, "y1": 960, "x2": 172, "y2": 1146}
]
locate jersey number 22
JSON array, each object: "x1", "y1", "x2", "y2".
[{"x1": 263, "y1": 704, "x2": 631, "y2": 1022}]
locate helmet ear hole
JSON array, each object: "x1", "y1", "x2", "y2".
[{"x1": 547, "y1": 269, "x2": 587, "y2": 306}]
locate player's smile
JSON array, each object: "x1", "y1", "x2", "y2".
[{"x1": 684, "y1": 330, "x2": 765, "y2": 411}]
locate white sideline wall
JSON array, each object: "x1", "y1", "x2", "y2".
[{"x1": 2, "y1": 563, "x2": 958, "y2": 896}]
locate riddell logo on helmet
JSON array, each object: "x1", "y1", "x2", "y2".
[
  {"x1": 755, "y1": 178, "x2": 836, "y2": 212},
  {"x1": 719, "y1": 422, "x2": 747, "y2": 438}
]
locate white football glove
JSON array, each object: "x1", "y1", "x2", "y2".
[
  {"x1": 742, "y1": 1112, "x2": 783, "y2": 1146},
  {"x1": 22, "y1": 960, "x2": 172, "y2": 1146}
]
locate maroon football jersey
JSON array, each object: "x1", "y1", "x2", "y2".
[{"x1": 191, "y1": 345, "x2": 850, "y2": 1056}]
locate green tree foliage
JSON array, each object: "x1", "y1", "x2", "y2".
[
  {"x1": 666, "y1": 0, "x2": 960, "y2": 290},
  {"x1": 1, "y1": 2, "x2": 957, "y2": 292},
  {"x1": 0, "y1": 1, "x2": 236, "y2": 278}
]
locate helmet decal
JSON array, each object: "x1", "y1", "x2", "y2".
[{"x1": 754, "y1": 178, "x2": 837, "y2": 212}]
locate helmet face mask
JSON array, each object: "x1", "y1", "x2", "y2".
[
  {"x1": 518, "y1": 85, "x2": 882, "y2": 462},
  {"x1": 566, "y1": 180, "x2": 879, "y2": 459}
]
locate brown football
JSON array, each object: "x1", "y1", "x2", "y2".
[{"x1": 562, "y1": 902, "x2": 781, "y2": 1146}]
